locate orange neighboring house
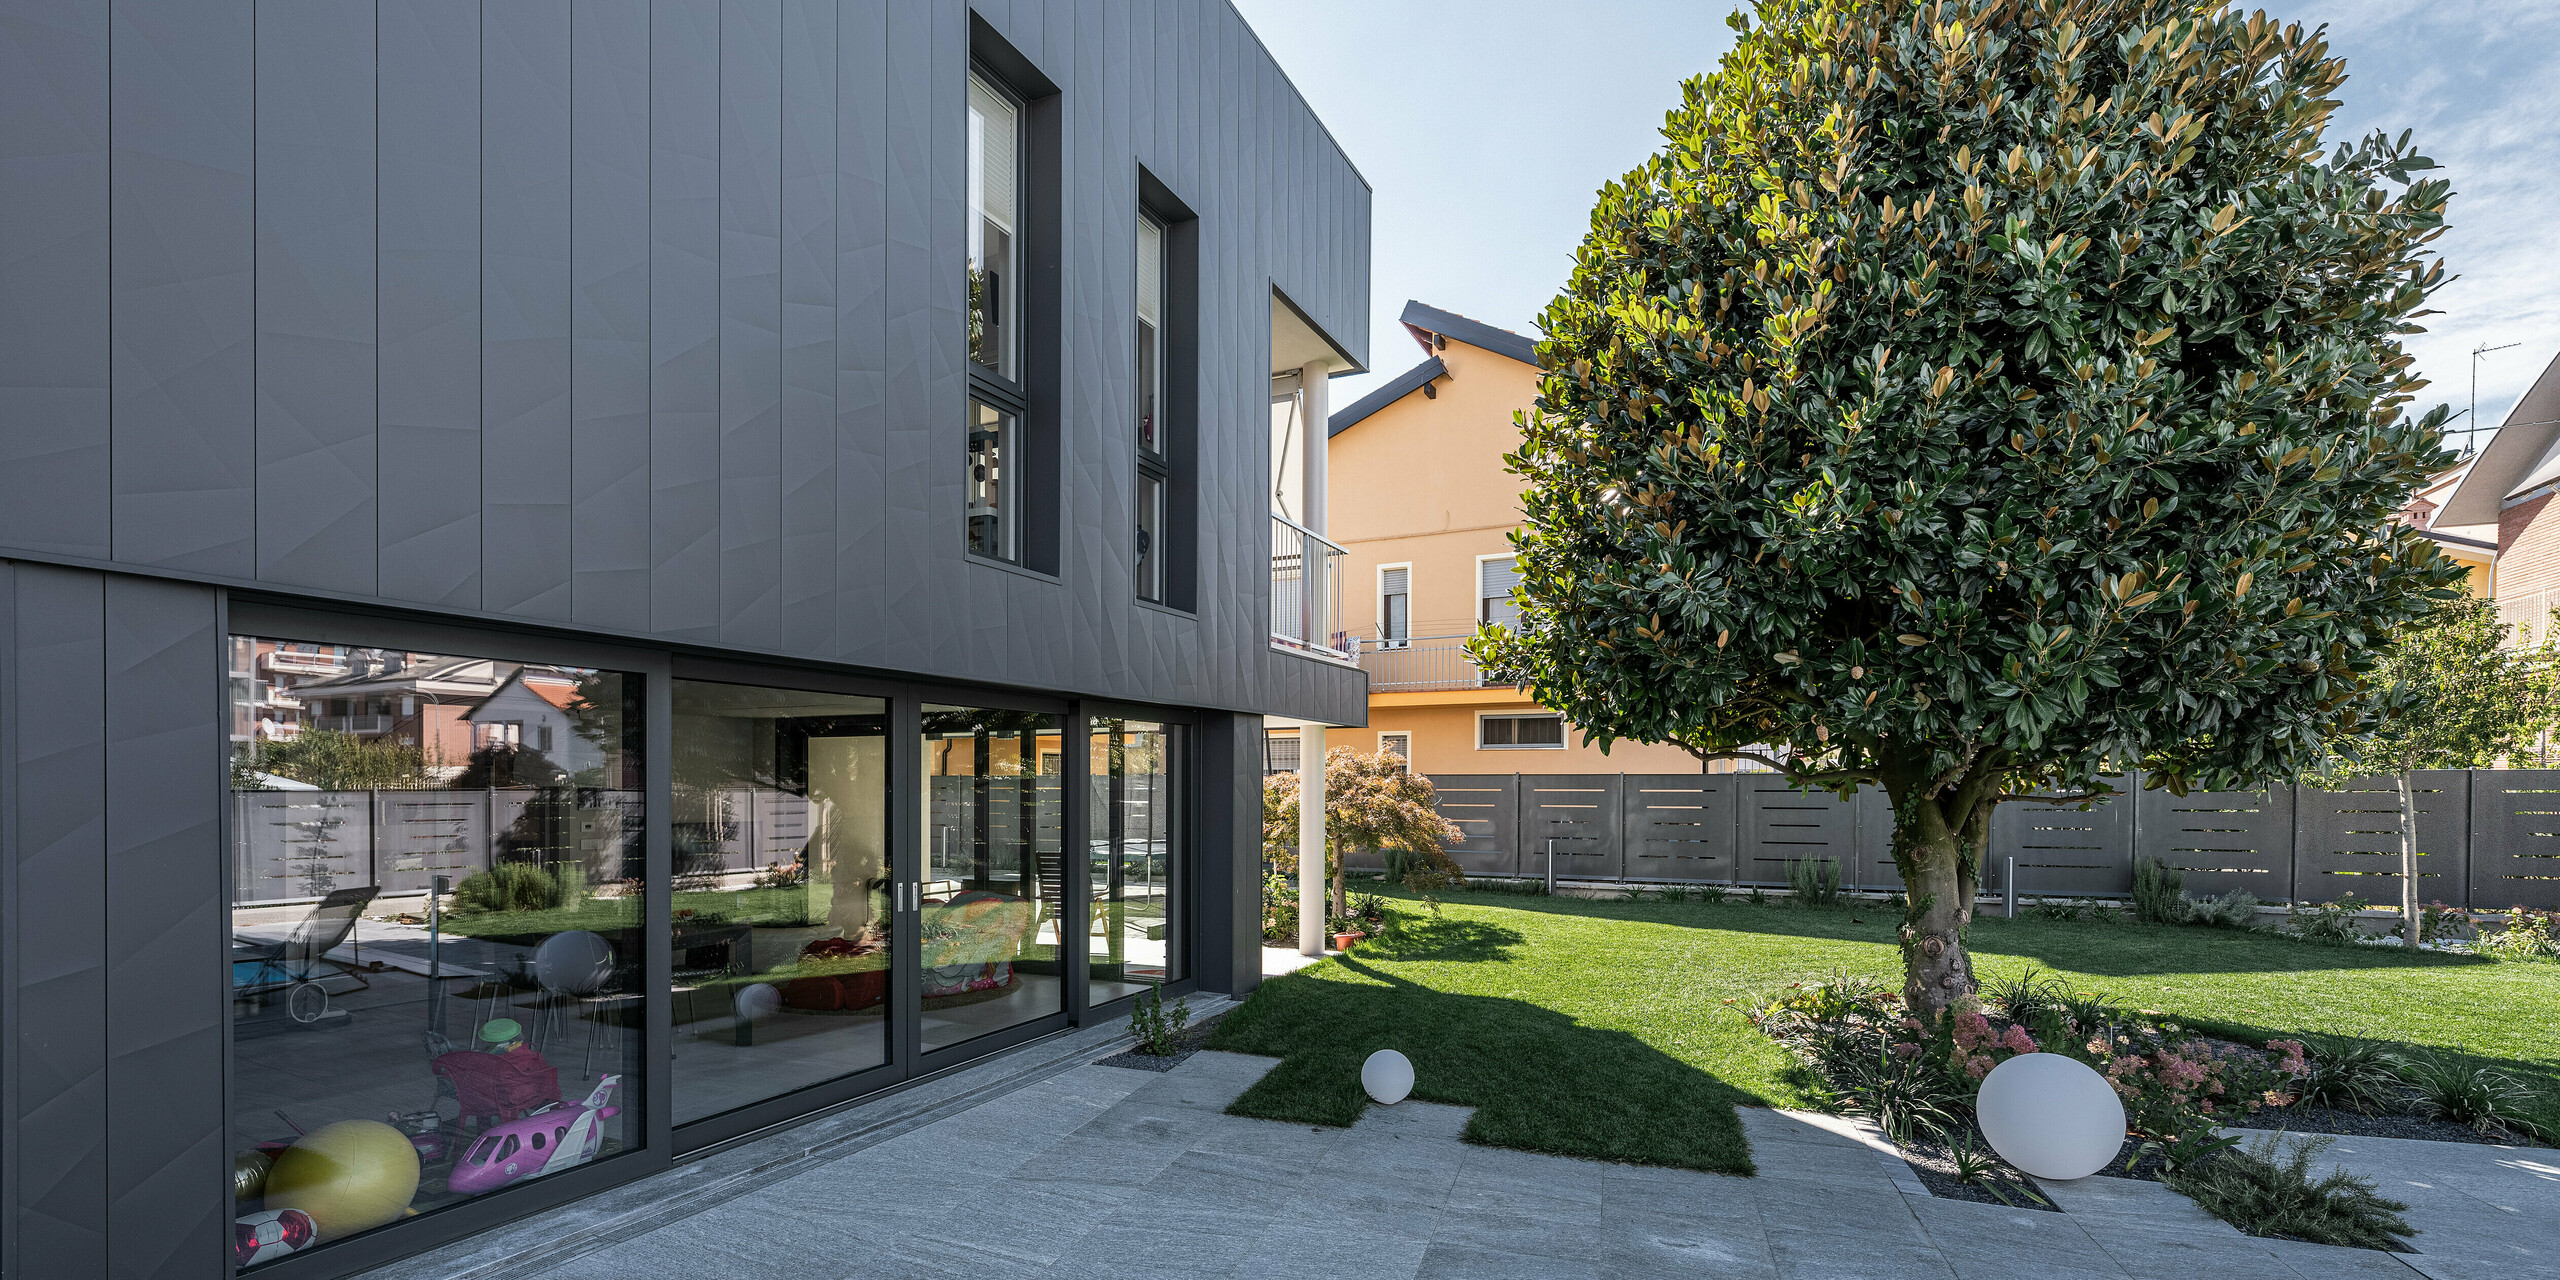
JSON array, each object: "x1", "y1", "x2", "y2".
[
  {"x1": 2439, "y1": 348, "x2": 2560, "y2": 643},
  {"x1": 1311, "y1": 301, "x2": 1703, "y2": 776}
]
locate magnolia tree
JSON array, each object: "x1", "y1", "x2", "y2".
[
  {"x1": 1476, "y1": 0, "x2": 2466, "y2": 1018},
  {"x1": 2364, "y1": 596, "x2": 2554, "y2": 944},
  {"x1": 1264, "y1": 748, "x2": 1466, "y2": 917}
]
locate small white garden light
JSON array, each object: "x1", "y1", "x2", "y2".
[
  {"x1": 1361, "y1": 1049, "x2": 1413, "y2": 1104},
  {"x1": 734, "y1": 981, "x2": 781, "y2": 1023},
  {"x1": 1975, "y1": 1052, "x2": 2125, "y2": 1181}
]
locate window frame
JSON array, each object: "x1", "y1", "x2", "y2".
[
  {"x1": 1134, "y1": 211, "x2": 1171, "y2": 603},
  {"x1": 966, "y1": 66, "x2": 1026, "y2": 394},
  {"x1": 1378, "y1": 731, "x2": 1412, "y2": 769},
  {"x1": 1477, "y1": 711, "x2": 1567, "y2": 750},
  {"x1": 1376, "y1": 561, "x2": 1412, "y2": 648},
  {"x1": 1476, "y1": 552, "x2": 1521, "y2": 629}
]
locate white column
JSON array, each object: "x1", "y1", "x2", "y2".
[
  {"x1": 1299, "y1": 359, "x2": 1329, "y2": 537},
  {"x1": 1297, "y1": 724, "x2": 1327, "y2": 955}
]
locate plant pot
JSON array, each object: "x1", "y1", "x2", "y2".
[{"x1": 1332, "y1": 931, "x2": 1363, "y2": 951}]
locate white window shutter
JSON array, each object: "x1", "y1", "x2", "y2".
[
  {"x1": 1380, "y1": 566, "x2": 1408, "y2": 596},
  {"x1": 1137, "y1": 219, "x2": 1163, "y2": 326},
  {"x1": 969, "y1": 77, "x2": 1016, "y2": 232},
  {"x1": 1479, "y1": 556, "x2": 1520, "y2": 627}
]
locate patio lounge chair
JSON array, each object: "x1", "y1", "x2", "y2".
[{"x1": 233, "y1": 885, "x2": 379, "y2": 1025}]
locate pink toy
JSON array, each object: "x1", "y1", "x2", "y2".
[{"x1": 445, "y1": 1075, "x2": 621, "y2": 1196}]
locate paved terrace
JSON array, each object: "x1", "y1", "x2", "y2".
[{"x1": 365, "y1": 998, "x2": 2555, "y2": 1280}]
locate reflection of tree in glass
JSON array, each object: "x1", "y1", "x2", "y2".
[{"x1": 235, "y1": 729, "x2": 429, "y2": 791}]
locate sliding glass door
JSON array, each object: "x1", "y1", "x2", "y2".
[
  {"x1": 667, "y1": 681, "x2": 892, "y2": 1126},
  {"x1": 1088, "y1": 719, "x2": 1183, "y2": 1004},
  {"x1": 918, "y1": 704, "x2": 1069, "y2": 1052}
]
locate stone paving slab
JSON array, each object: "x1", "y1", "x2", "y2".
[{"x1": 449, "y1": 1034, "x2": 2546, "y2": 1280}]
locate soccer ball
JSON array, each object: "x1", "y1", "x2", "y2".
[{"x1": 234, "y1": 1208, "x2": 316, "y2": 1265}]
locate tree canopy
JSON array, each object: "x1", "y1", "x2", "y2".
[{"x1": 1476, "y1": 0, "x2": 2466, "y2": 1015}]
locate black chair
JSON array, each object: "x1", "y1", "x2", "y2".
[{"x1": 233, "y1": 885, "x2": 379, "y2": 1025}]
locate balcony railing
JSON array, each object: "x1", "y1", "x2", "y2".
[
  {"x1": 1270, "y1": 514, "x2": 1353, "y2": 661},
  {"x1": 312, "y1": 714, "x2": 395, "y2": 736},
  {"x1": 1358, "y1": 633, "x2": 1516, "y2": 692}
]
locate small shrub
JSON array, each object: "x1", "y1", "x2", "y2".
[
  {"x1": 2162, "y1": 1132, "x2": 2414, "y2": 1251},
  {"x1": 1129, "y1": 980, "x2": 1191, "y2": 1056},
  {"x1": 451, "y1": 861, "x2": 562, "y2": 915},
  {"x1": 2390, "y1": 1052, "x2": 2543, "y2": 1135},
  {"x1": 1474, "y1": 878, "x2": 1551, "y2": 896},
  {"x1": 2419, "y1": 901, "x2": 2472, "y2": 945},
  {"x1": 2284, "y1": 897, "x2": 2371, "y2": 947},
  {"x1": 2186, "y1": 889, "x2": 2262, "y2": 930},
  {"x1": 2478, "y1": 906, "x2": 2560, "y2": 961},
  {"x1": 1788, "y1": 857, "x2": 1844, "y2": 907},
  {"x1": 2058, "y1": 989, "x2": 2128, "y2": 1039},
  {"x1": 1981, "y1": 968, "x2": 2068, "y2": 1030},
  {"x1": 1697, "y1": 884, "x2": 1729, "y2": 904},
  {"x1": 2297, "y1": 1039, "x2": 2402, "y2": 1115},
  {"x1": 1945, "y1": 1133, "x2": 2045, "y2": 1208},
  {"x1": 1837, "y1": 1041, "x2": 1961, "y2": 1144},
  {"x1": 2132, "y1": 857, "x2": 2188, "y2": 925},
  {"x1": 1747, "y1": 886, "x2": 1770, "y2": 907}
]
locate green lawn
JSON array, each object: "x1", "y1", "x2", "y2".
[{"x1": 1205, "y1": 885, "x2": 2560, "y2": 1174}]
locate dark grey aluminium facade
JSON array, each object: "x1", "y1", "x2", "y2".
[{"x1": 0, "y1": 4, "x2": 1369, "y2": 1278}]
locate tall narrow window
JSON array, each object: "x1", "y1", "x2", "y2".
[
  {"x1": 967, "y1": 74, "x2": 1019, "y2": 380},
  {"x1": 1479, "y1": 555, "x2": 1520, "y2": 628},
  {"x1": 1135, "y1": 215, "x2": 1169, "y2": 601},
  {"x1": 967, "y1": 399, "x2": 1016, "y2": 562},
  {"x1": 1380, "y1": 565, "x2": 1410, "y2": 647}
]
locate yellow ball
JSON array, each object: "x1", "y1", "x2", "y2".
[{"x1": 262, "y1": 1120, "x2": 421, "y2": 1241}]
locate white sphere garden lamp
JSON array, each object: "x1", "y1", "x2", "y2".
[
  {"x1": 1975, "y1": 1052, "x2": 2126, "y2": 1181},
  {"x1": 1361, "y1": 1049, "x2": 1414, "y2": 1105}
]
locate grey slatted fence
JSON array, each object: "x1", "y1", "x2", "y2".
[
  {"x1": 1393, "y1": 769, "x2": 2560, "y2": 909},
  {"x1": 1622, "y1": 776, "x2": 1738, "y2": 883},
  {"x1": 1521, "y1": 775, "x2": 1625, "y2": 881},
  {"x1": 2466, "y1": 771, "x2": 2560, "y2": 910}
]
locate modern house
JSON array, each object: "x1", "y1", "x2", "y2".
[
  {"x1": 1301, "y1": 301, "x2": 1700, "y2": 776},
  {"x1": 2440, "y1": 347, "x2": 2560, "y2": 644},
  {"x1": 0, "y1": 5, "x2": 1367, "y2": 1278}
]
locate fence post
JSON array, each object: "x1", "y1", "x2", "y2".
[{"x1": 2005, "y1": 856, "x2": 2017, "y2": 919}]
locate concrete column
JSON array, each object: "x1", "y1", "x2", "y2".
[{"x1": 1298, "y1": 724, "x2": 1327, "y2": 955}]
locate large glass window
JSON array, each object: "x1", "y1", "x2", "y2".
[
  {"x1": 1089, "y1": 719, "x2": 1182, "y2": 1004},
  {"x1": 967, "y1": 73, "x2": 1019, "y2": 380},
  {"x1": 668, "y1": 682, "x2": 890, "y2": 1126},
  {"x1": 227, "y1": 638, "x2": 642, "y2": 1270},
  {"x1": 1135, "y1": 216, "x2": 1169, "y2": 602},
  {"x1": 967, "y1": 398, "x2": 1017, "y2": 563},
  {"x1": 920, "y1": 705, "x2": 1065, "y2": 1050}
]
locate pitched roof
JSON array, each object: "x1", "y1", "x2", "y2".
[
  {"x1": 1327, "y1": 356, "x2": 1445, "y2": 437},
  {"x1": 2440, "y1": 348, "x2": 2560, "y2": 524},
  {"x1": 1324, "y1": 301, "x2": 1543, "y2": 437},
  {"x1": 1397, "y1": 300, "x2": 1541, "y2": 368}
]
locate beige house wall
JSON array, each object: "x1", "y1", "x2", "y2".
[{"x1": 1328, "y1": 326, "x2": 1706, "y2": 776}]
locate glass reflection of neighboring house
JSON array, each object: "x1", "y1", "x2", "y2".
[
  {"x1": 463, "y1": 668, "x2": 605, "y2": 778},
  {"x1": 265, "y1": 650, "x2": 581, "y2": 778}
]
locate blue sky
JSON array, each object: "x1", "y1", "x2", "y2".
[{"x1": 1235, "y1": 0, "x2": 2560, "y2": 450}]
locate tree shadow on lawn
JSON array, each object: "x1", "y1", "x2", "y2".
[{"x1": 1206, "y1": 917, "x2": 1759, "y2": 1175}]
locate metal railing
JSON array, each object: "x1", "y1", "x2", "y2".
[
  {"x1": 1270, "y1": 513, "x2": 1352, "y2": 661},
  {"x1": 1358, "y1": 633, "x2": 1515, "y2": 691}
]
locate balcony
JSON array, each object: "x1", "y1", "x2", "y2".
[
  {"x1": 1358, "y1": 634, "x2": 1516, "y2": 692},
  {"x1": 264, "y1": 647, "x2": 347, "y2": 675},
  {"x1": 1270, "y1": 514, "x2": 1355, "y2": 663},
  {"x1": 311, "y1": 714, "x2": 395, "y2": 736}
]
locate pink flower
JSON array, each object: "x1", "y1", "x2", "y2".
[
  {"x1": 1953, "y1": 1012, "x2": 1993, "y2": 1052},
  {"x1": 1892, "y1": 1041, "x2": 1920, "y2": 1060},
  {"x1": 1964, "y1": 1054, "x2": 1995, "y2": 1080},
  {"x1": 2001, "y1": 1025, "x2": 2038, "y2": 1055}
]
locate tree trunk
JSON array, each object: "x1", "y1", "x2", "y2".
[
  {"x1": 1331, "y1": 855, "x2": 1347, "y2": 921},
  {"x1": 2396, "y1": 769, "x2": 2420, "y2": 948},
  {"x1": 1882, "y1": 757, "x2": 1998, "y2": 1023}
]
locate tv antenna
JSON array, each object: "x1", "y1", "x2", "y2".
[{"x1": 2464, "y1": 341, "x2": 2520, "y2": 457}]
